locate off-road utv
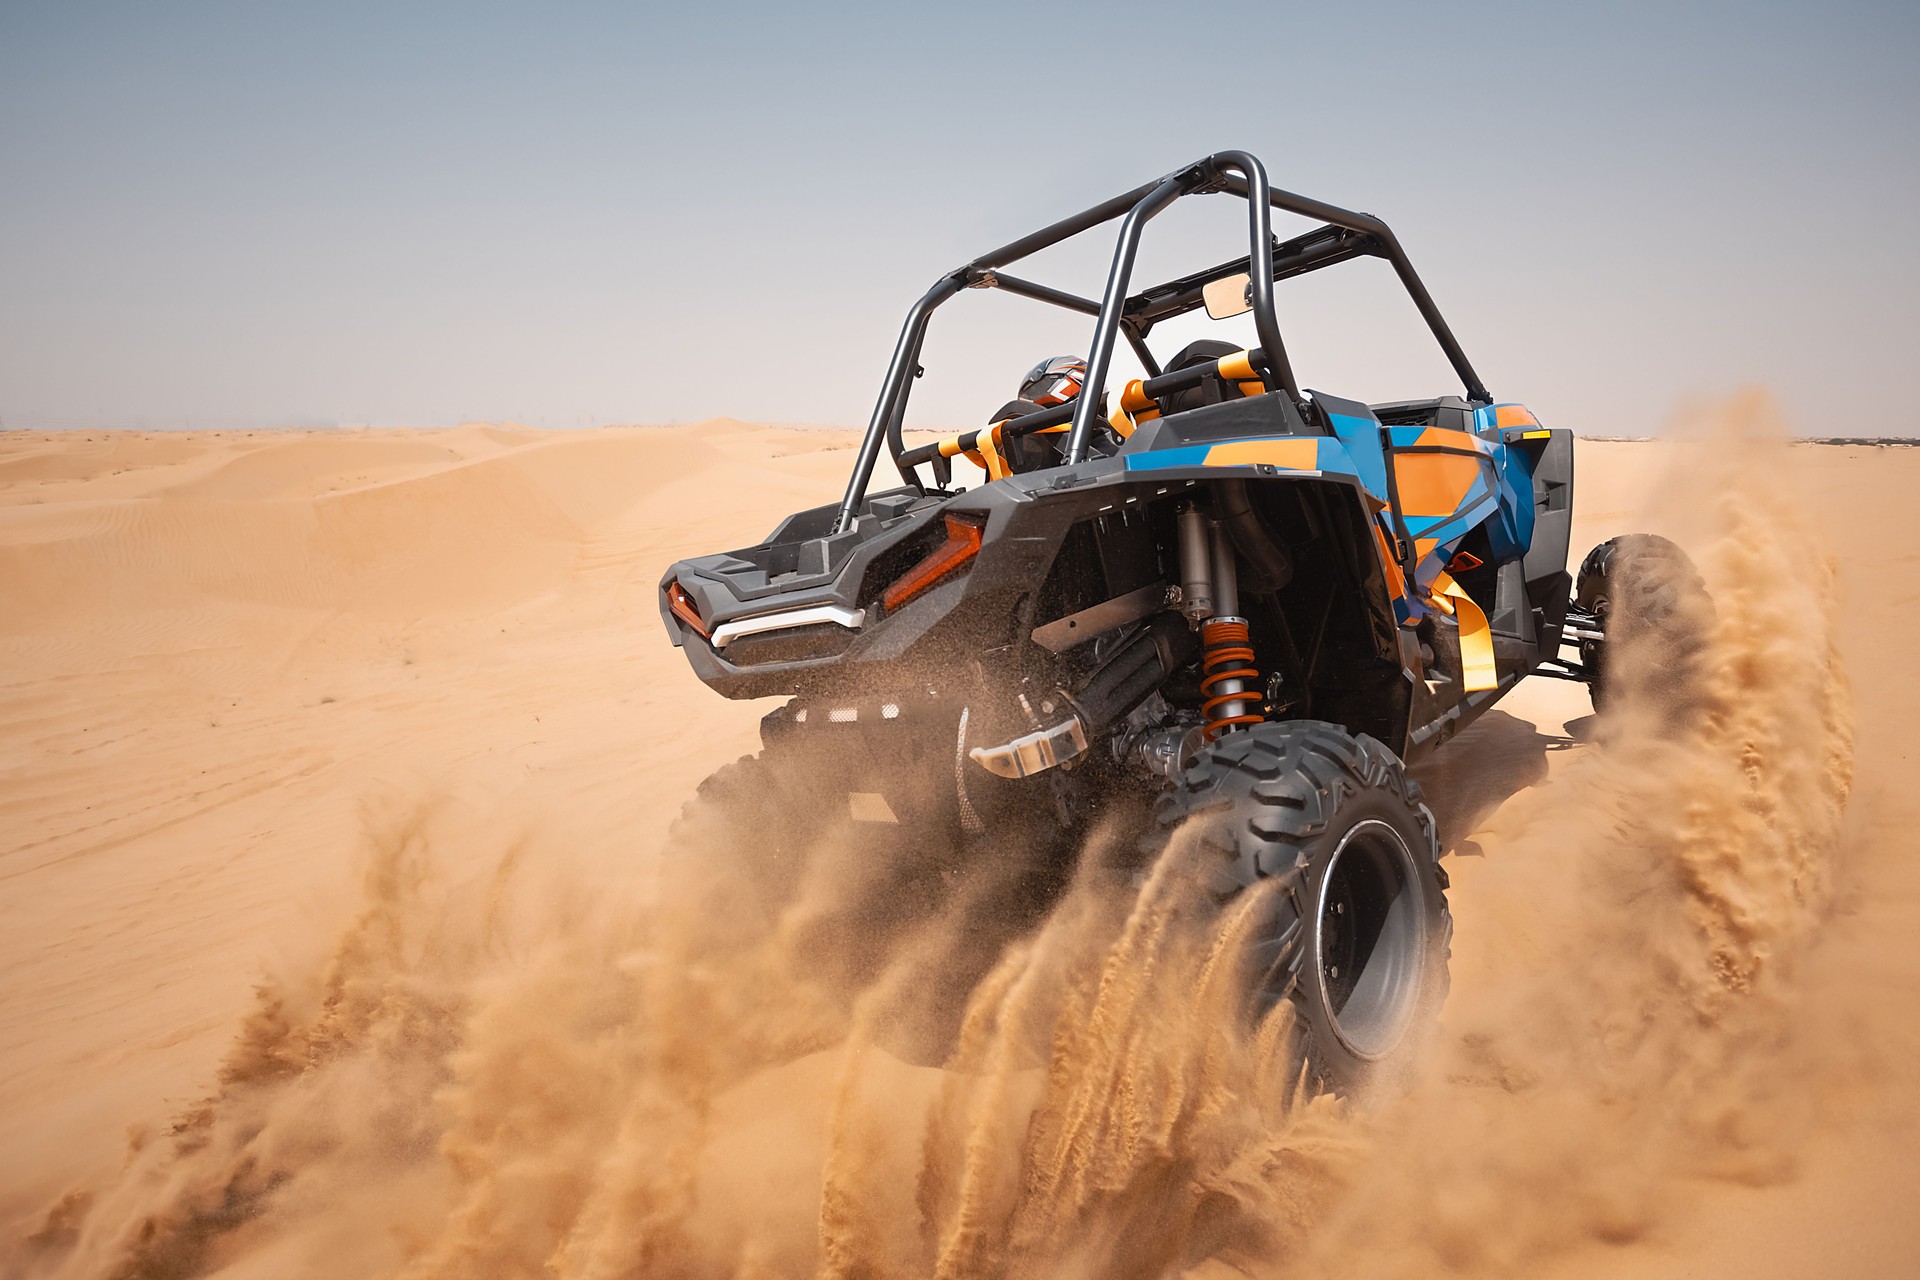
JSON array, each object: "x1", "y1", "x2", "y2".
[{"x1": 659, "y1": 150, "x2": 1654, "y2": 1089}]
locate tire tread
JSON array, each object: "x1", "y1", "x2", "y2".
[{"x1": 1145, "y1": 719, "x2": 1450, "y2": 1093}]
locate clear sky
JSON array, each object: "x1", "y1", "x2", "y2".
[{"x1": 2, "y1": 0, "x2": 1915, "y2": 435}]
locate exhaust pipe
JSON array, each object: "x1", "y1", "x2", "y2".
[{"x1": 969, "y1": 615, "x2": 1197, "y2": 779}]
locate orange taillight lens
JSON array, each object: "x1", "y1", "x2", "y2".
[
  {"x1": 665, "y1": 580, "x2": 709, "y2": 637},
  {"x1": 882, "y1": 514, "x2": 983, "y2": 612}
]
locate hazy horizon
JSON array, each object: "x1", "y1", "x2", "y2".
[{"x1": 4, "y1": 1, "x2": 1916, "y2": 436}]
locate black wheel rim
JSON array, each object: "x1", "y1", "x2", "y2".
[{"x1": 1312, "y1": 819, "x2": 1425, "y2": 1060}]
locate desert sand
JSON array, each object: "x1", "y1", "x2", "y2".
[{"x1": 1, "y1": 414, "x2": 1915, "y2": 1277}]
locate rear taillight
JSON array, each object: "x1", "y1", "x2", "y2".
[
  {"x1": 665, "y1": 580, "x2": 709, "y2": 637},
  {"x1": 882, "y1": 514, "x2": 983, "y2": 611}
]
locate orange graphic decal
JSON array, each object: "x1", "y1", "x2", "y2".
[
  {"x1": 1203, "y1": 438, "x2": 1320, "y2": 470},
  {"x1": 1394, "y1": 450, "x2": 1489, "y2": 518}
]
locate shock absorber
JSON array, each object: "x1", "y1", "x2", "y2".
[
  {"x1": 1201, "y1": 618, "x2": 1263, "y2": 738},
  {"x1": 1177, "y1": 504, "x2": 1265, "y2": 739}
]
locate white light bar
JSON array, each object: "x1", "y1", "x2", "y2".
[{"x1": 710, "y1": 604, "x2": 866, "y2": 649}]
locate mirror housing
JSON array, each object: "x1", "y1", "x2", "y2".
[{"x1": 1202, "y1": 272, "x2": 1253, "y2": 320}]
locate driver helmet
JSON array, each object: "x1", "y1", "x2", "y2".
[{"x1": 1019, "y1": 355, "x2": 1087, "y2": 407}]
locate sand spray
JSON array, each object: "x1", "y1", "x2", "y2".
[{"x1": 8, "y1": 395, "x2": 1862, "y2": 1279}]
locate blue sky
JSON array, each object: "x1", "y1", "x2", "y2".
[{"x1": 2, "y1": 1, "x2": 1915, "y2": 434}]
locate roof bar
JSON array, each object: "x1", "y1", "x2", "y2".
[
  {"x1": 973, "y1": 270, "x2": 1102, "y2": 317},
  {"x1": 1124, "y1": 224, "x2": 1376, "y2": 332}
]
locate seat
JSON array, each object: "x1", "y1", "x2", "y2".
[
  {"x1": 987, "y1": 397, "x2": 1064, "y2": 473},
  {"x1": 1154, "y1": 340, "x2": 1251, "y2": 417}
]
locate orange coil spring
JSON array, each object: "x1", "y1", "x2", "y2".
[{"x1": 1200, "y1": 617, "x2": 1265, "y2": 739}]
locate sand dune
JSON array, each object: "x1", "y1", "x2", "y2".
[
  {"x1": 0, "y1": 424, "x2": 836, "y2": 1227},
  {"x1": 1, "y1": 414, "x2": 1916, "y2": 1277}
]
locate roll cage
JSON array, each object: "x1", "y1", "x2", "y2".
[{"x1": 834, "y1": 149, "x2": 1492, "y2": 534}]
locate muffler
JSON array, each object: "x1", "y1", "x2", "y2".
[{"x1": 969, "y1": 614, "x2": 1196, "y2": 779}]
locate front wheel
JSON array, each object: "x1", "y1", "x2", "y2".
[
  {"x1": 1146, "y1": 720, "x2": 1451, "y2": 1096},
  {"x1": 1574, "y1": 533, "x2": 1713, "y2": 714}
]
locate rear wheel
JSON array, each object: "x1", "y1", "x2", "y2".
[
  {"x1": 661, "y1": 748, "x2": 824, "y2": 948},
  {"x1": 666, "y1": 739, "x2": 1072, "y2": 1065},
  {"x1": 1147, "y1": 720, "x2": 1451, "y2": 1095}
]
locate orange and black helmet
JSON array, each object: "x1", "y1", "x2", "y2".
[{"x1": 1018, "y1": 355, "x2": 1087, "y2": 407}]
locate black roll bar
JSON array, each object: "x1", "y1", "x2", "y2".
[
  {"x1": 1056, "y1": 152, "x2": 1303, "y2": 463},
  {"x1": 1123, "y1": 223, "x2": 1375, "y2": 332},
  {"x1": 839, "y1": 275, "x2": 964, "y2": 538},
  {"x1": 972, "y1": 270, "x2": 1102, "y2": 317},
  {"x1": 970, "y1": 176, "x2": 1171, "y2": 271},
  {"x1": 1214, "y1": 172, "x2": 1491, "y2": 406},
  {"x1": 1060, "y1": 170, "x2": 1191, "y2": 465},
  {"x1": 1205, "y1": 151, "x2": 1300, "y2": 443},
  {"x1": 832, "y1": 151, "x2": 1490, "y2": 532}
]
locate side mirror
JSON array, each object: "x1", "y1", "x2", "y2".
[{"x1": 1202, "y1": 272, "x2": 1253, "y2": 321}]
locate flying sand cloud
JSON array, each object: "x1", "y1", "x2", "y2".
[{"x1": 4, "y1": 396, "x2": 1874, "y2": 1279}]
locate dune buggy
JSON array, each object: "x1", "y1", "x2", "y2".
[{"x1": 659, "y1": 149, "x2": 1645, "y2": 1088}]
